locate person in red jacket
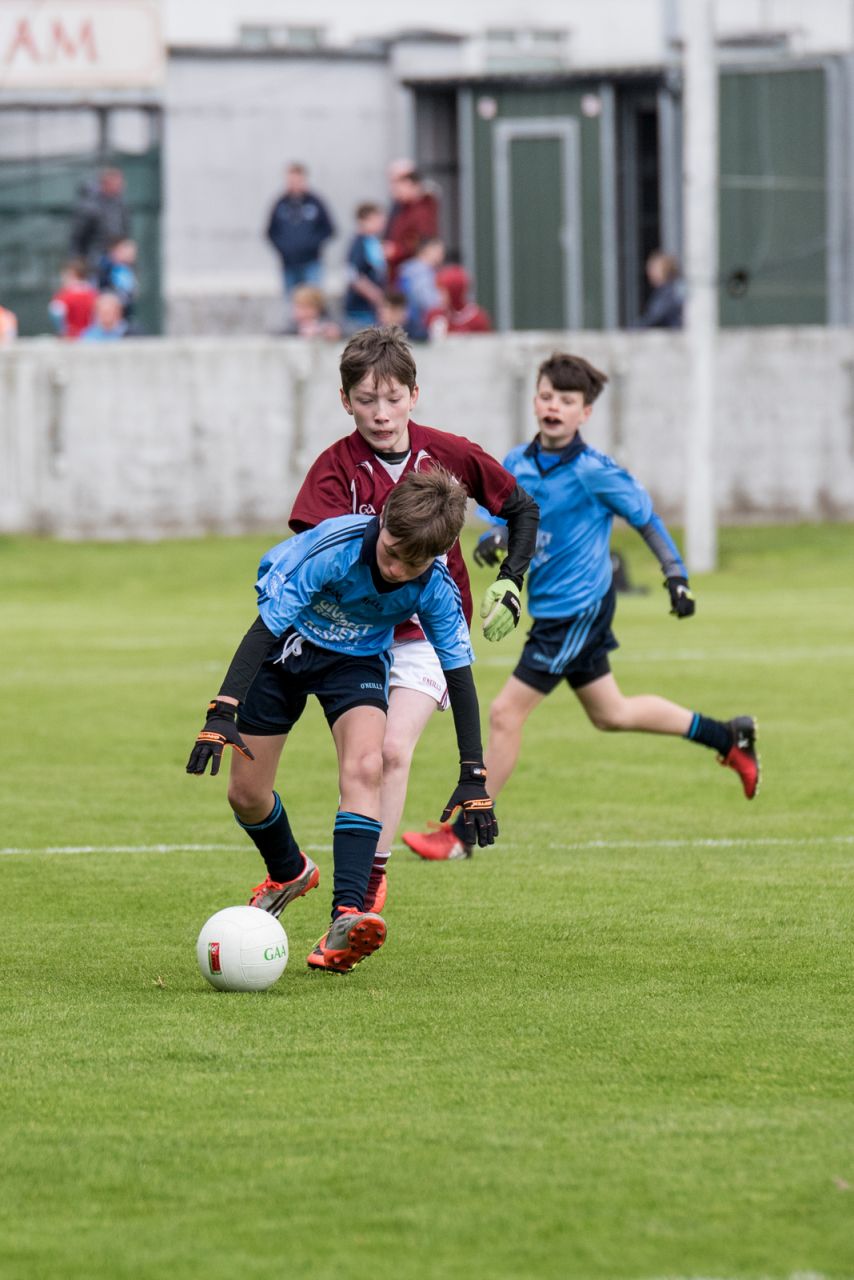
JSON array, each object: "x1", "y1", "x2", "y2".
[
  {"x1": 286, "y1": 325, "x2": 539, "y2": 914},
  {"x1": 427, "y1": 264, "x2": 493, "y2": 337},
  {"x1": 383, "y1": 168, "x2": 439, "y2": 285}
]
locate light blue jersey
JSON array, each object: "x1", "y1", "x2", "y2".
[
  {"x1": 255, "y1": 514, "x2": 474, "y2": 669},
  {"x1": 481, "y1": 435, "x2": 686, "y2": 618}
]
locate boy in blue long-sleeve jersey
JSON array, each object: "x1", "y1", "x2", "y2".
[
  {"x1": 404, "y1": 352, "x2": 759, "y2": 861},
  {"x1": 187, "y1": 469, "x2": 497, "y2": 969}
]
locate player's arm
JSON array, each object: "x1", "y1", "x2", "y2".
[
  {"x1": 186, "y1": 616, "x2": 278, "y2": 776},
  {"x1": 475, "y1": 482, "x2": 539, "y2": 641},
  {"x1": 440, "y1": 665, "x2": 498, "y2": 848},
  {"x1": 637, "y1": 515, "x2": 695, "y2": 617},
  {"x1": 418, "y1": 573, "x2": 498, "y2": 846},
  {"x1": 187, "y1": 528, "x2": 340, "y2": 776},
  {"x1": 583, "y1": 458, "x2": 696, "y2": 619}
]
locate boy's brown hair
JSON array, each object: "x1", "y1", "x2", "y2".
[
  {"x1": 339, "y1": 325, "x2": 417, "y2": 395},
  {"x1": 381, "y1": 467, "x2": 467, "y2": 564},
  {"x1": 356, "y1": 201, "x2": 381, "y2": 221},
  {"x1": 537, "y1": 352, "x2": 609, "y2": 405}
]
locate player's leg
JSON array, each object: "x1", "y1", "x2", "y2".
[
  {"x1": 367, "y1": 684, "x2": 438, "y2": 908},
  {"x1": 227, "y1": 643, "x2": 319, "y2": 915},
  {"x1": 402, "y1": 674, "x2": 546, "y2": 860},
  {"x1": 573, "y1": 672, "x2": 693, "y2": 735},
  {"x1": 227, "y1": 734, "x2": 320, "y2": 914},
  {"x1": 307, "y1": 703, "x2": 387, "y2": 974},
  {"x1": 485, "y1": 675, "x2": 547, "y2": 797},
  {"x1": 574, "y1": 672, "x2": 760, "y2": 797},
  {"x1": 365, "y1": 638, "x2": 447, "y2": 908}
]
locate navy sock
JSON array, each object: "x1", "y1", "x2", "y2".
[
  {"x1": 236, "y1": 792, "x2": 303, "y2": 883},
  {"x1": 332, "y1": 811, "x2": 382, "y2": 915},
  {"x1": 684, "y1": 713, "x2": 732, "y2": 756}
]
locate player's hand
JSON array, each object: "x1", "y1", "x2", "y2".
[
  {"x1": 479, "y1": 580, "x2": 522, "y2": 642},
  {"x1": 472, "y1": 527, "x2": 508, "y2": 568},
  {"x1": 440, "y1": 762, "x2": 499, "y2": 847},
  {"x1": 186, "y1": 699, "x2": 255, "y2": 777},
  {"x1": 665, "y1": 576, "x2": 696, "y2": 618}
]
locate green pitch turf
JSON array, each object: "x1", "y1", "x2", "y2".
[{"x1": 1, "y1": 524, "x2": 852, "y2": 1280}]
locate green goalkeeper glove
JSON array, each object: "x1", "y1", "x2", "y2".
[{"x1": 479, "y1": 580, "x2": 522, "y2": 642}]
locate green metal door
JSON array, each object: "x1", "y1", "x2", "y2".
[
  {"x1": 466, "y1": 85, "x2": 613, "y2": 331},
  {"x1": 719, "y1": 67, "x2": 828, "y2": 325},
  {"x1": 508, "y1": 136, "x2": 565, "y2": 328},
  {"x1": 493, "y1": 118, "x2": 582, "y2": 330}
]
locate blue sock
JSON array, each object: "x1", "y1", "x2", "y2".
[
  {"x1": 684, "y1": 713, "x2": 732, "y2": 756},
  {"x1": 236, "y1": 792, "x2": 303, "y2": 882},
  {"x1": 332, "y1": 811, "x2": 382, "y2": 915}
]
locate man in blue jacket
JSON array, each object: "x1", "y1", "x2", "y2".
[{"x1": 266, "y1": 162, "x2": 335, "y2": 298}]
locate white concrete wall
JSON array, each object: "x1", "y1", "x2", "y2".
[{"x1": 2, "y1": 329, "x2": 854, "y2": 540}]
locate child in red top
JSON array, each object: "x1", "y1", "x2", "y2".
[
  {"x1": 49, "y1": 259, "x2": 97, "y2": 339},
  {"x1": 427, "y1": 265, "x2": 492, "y2": 337}
]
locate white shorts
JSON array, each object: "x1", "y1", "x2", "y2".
[{"x1": 389, "y1": 638, "x2": 449, "y2": 711}]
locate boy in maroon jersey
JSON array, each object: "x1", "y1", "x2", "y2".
[{"x1": 282, "y1": 325, "x2": 539, "y2": 911}]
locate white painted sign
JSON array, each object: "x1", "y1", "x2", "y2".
[{"x1": 0, "y1": 1, "x2": 163, "y2": 89}]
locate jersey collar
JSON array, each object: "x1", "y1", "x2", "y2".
[{"x1": 525, "y1": 432, "x2": 587, "y2": 475}]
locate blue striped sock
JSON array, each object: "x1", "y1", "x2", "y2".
[
  {"x1": 684, "y1": 712, "x2": 731, "y2": 755},
  {"x1": 332, "y1": 811, "x2": 382, "y2": 915}
]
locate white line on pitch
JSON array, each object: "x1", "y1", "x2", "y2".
[{"x1": 1, "y1": 835, "x2": 852, "y2": 859}]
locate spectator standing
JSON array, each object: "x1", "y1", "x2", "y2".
[
  {"x1": 343, "y1": 202, "x2": 388, "y2": 331},
  {"x1": 427, "y1": 265, "x2": 492, "y2": 338},
  {"x1": 97, "y1": 238, "x2": 138, "y2": 321},
  {"x1": 635, "y1": 250, "x2": 685, "y2": 329},
  {"x1": 49, "y1": 259, "x2": 98, "y2": 339},
  {"x1": 266, "y1": 163, "x2": 335, "y2": 298},
  {"x1": 398, "y1": 238, "x2": 444, "y2": 340},
  {"x1": 79, "y1": 292, "x2": 128, "y2": 342},
  {"x1": 69, "y1": 168, "x2": 131, "y2": 268},
  {"x1": 383, "y1": 166, "x2": 439, "y2": 284}
]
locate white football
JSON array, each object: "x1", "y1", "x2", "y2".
[{"x1": 196, "y1": 905, "x2": 288, "y2": 992}]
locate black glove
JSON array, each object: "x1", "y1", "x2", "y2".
[
  {"x1": 665, "y1": 576, "x2": 696, "y2": 619},
  {"x1": 186, "y1": 699, "x2": 255, "y2": 777},
  {"x1": 440, "y1": 762, "x2": 499, "y2": 848},
  {"x1": 473, "y1": 527, "x2": 508, "y2": 569}
]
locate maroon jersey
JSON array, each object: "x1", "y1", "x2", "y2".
[{"x1": 289, "y1": 420, "x2": 515, "y2": 642}]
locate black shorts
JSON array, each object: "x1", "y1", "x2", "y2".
[
  {"x1": 514, "y1": 585, "x2": 618, "y2": 695},
  {"x1": 237, "y1": 629, "x2": 390, "y2": 735}
]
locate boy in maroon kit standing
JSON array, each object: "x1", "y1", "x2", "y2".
[{"x1": 278, "y1": 325, "x2": 539, "y2": 913}]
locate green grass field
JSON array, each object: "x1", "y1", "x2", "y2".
[{"x1": 1, "y1": 524, "x2": 853, "y2": 1280}]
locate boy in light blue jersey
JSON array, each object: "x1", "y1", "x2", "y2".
[
  {"x1": 187, "y1": 469, "x2": 497, "y2": 972},
  {"x1": 403, "y1": 353, "x2": 759, "y2": 861}
]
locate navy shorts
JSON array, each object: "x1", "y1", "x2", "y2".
[
  {"x1": 514, "y1": 585, "x2": 618, "y2": 694},
  {"x1": 237, "y1": 629, "x2": 390, "y2": 735}
]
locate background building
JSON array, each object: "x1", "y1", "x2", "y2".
[{"x1": 2, "y1": 0, "x2": 853, "y2": 334}]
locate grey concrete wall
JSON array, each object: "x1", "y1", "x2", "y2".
[{"x1": 2, "y1": 329, "x2": 854, "y2": 540}]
